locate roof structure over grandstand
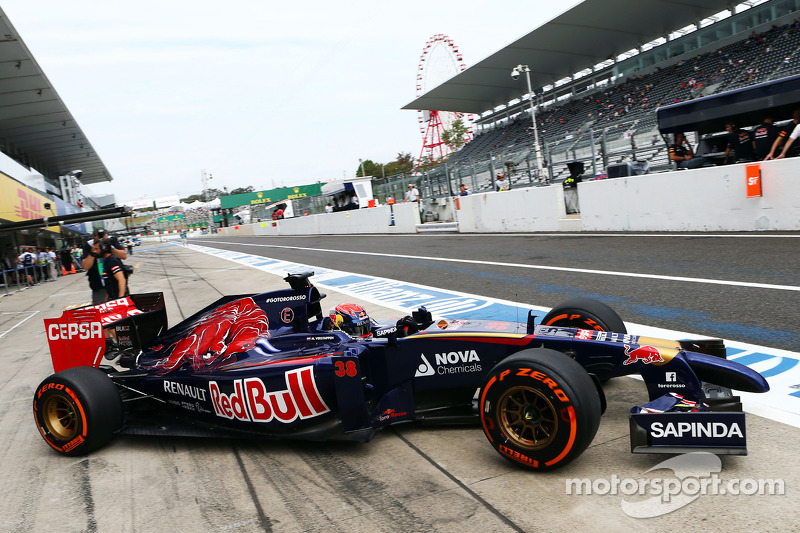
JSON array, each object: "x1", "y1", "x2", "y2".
[
  {"x1": 0, "y1": 7, "x2": 112, "y2": 186},
  {"x1": 403, "y1": 0, "x2": 744, "y2": 115}
]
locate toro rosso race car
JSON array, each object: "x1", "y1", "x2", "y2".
[{"x1": 34, "y1": 272, "x2": 769, "y2": 470}]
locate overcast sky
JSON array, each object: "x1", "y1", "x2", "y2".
[{"x1": 2, "y1": 0, "x2": 581, "y2": 202}]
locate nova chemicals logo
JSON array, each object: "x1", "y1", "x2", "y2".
[
  {"x1": 415, "y1": 354, "x2": 435, "y2": 377},
  {"x1": 414, "y1": 351, "x2": 482, "y2": 377}
]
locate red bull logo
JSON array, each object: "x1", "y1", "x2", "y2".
[{"x1": 623, "y1": 344, "x2": 665, "y2": 365}]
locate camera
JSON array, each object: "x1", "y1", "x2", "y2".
[{"x1": 511, "y1": 68, "x2": 520, "y2": 80}]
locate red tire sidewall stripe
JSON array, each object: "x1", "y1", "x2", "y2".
[
  {"x1": 479, "y1": 375, "x2": 497, "y2": 443},
  {"x1": 35, "y1": 384, "x2": 88, "y2": 453},
  {"x1": 545, "y1": 405, "x2": 576, "y2": 467}
]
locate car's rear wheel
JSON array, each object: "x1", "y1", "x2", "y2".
[
  {"x1": 540, "y1": 297, "x2": 626, "y2": 333},
  {"x1": 33, "y1": 367, "x2": 122, "y2": 455},
  {"x1": 479, "y1": 348, "x2": 602, "y2": 471}
]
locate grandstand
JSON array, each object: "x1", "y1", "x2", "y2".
[{"x1": 399, "y1": 0, "x2": 800, "y2": 197}]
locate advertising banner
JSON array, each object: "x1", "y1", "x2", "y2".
[
  {"x1": 0, "y1": 171, "x2": 60, "y2": 233},
  {"x1": 157, "y1": 214, "x2": 185, "y2": 223},
  {"x1": 219, "y1": 184, "x2": 323, "y2": 209},
  {"x1": 155, "y1": 195, "x2": 181, "y2": 209}
]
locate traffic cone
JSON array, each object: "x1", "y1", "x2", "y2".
[
  {"x1": 70, "y1": 264, "x2": 76, "y2": 274},
  {"x1": 62, "y1": 266, "x2": 68, "y2": 275}
]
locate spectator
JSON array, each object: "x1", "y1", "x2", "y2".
[
  {"x1": 60, "y1": 246, "x2": 73, "y2": 273},
  {"x1": 773, "y1": 117, "x2": 800, "y2": 159},
  {"x1": 459, "y1": 184, "x2": 471, "y2": 196},
  {"x1": 669, "y1": 132, "x2": 710, "y2": 169},
  {"x1": 325, "y1": 203, "x2": 333, "y2": 213},
  {"x1": 37, "y1": 248, "x2": 50, "y2": 282},
  {"x1": 752, "y1": 116, "x2": 780, "y2": 160},
  {"x1": 81, "y1": 228, "x2": 127, "y2": 305},
  {"x1": 99, "y1": 243, "x2": 128, "y2": 301},
  {"x1": 495, "y1": 172, "x2": 510, "y2": 191},
  {"x1": 72, "y1": 245, "x2": 83, "y2": 272},
  {"x1": 724, "y1": 123, "x2": 756, "y2": 163},
  {"x1": 404, "y1": 184, "x2": 420, "y2": 203},
  {"x1": 765, "y1": 110, "x2": 800, "y2": 160},
  {"x1": 19, "y1": 247, "x2": 36, "y2": 285},
  {"x1": 47, "y1": 247, "x2": 58, "y2": 278}
]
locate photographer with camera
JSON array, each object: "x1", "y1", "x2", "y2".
[{"x1": 81, "y1": 228, "x2": 128, "y2": 304}]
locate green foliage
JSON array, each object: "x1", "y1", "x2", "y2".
[
  {"x1": 356, "y1": 159, "x2": 380, "y2": 177},
  {"x1": 355, "y1": 152, "x2": 416, "y2": 179},
  {"x1": 229, "y1": 186, "x2": 255, "y2": 195},
  {"x1": 442, "y1": 119, "x2": 469, "y2": 151},
  {"x1": 384, "y1": 152, "x2": 415, "y2": 175}
]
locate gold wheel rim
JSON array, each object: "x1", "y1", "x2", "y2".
[
  {"x1": 42, "y1": 394, "x2": 79, "y2": 441},
  {"x1": 497, "y1": 386, "x2": 558, "y2": 450}
]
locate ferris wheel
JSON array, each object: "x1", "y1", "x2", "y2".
[{"x1": 416, "y1": 34, "x2": 473, "y2": 163}]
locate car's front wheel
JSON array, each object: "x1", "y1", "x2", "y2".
[{"x1": 479, "y1": 348, "x2": 601, "y2": 470}]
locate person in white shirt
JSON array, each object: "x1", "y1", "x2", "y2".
[{"x1": 404, "y1": 184, "x2": 420, "y2": 203}]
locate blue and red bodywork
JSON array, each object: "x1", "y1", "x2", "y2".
[{"x1": 43, "y1": 273, "x2": 769, "y2": 453}]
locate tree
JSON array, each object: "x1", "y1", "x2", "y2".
[
  {"x1": 205, "y1": 188, "x2": 224, "y2": 200},
  {"x1": 417, "y1": 154, "x2": 442, "y2": 168},
  {"x1": 229, "y1": 186, "x2": 255, "y2": 195},
  {"x1": 442, "y1": 119, "x2": 469, "y2": 151},
  {"x1": 356, "y1": 159, "x2": 381, "y2": 177},
  {"x1": 384, "y1": 152, "x2": 415, "y2": 176}
]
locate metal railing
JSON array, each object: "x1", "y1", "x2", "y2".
[{"x1": 368, "y1": 119, "x2": 671, "y2": 204}]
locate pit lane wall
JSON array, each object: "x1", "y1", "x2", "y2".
[
  {"x1": 580, "y1": 158, "x2": 800, "y2": 231},
  {"x1": 215, "y1": 158, "x2": 800, "y2": 235},
  {"x1": 216, "y1": 203, "x2": 421, "y2": 236}
]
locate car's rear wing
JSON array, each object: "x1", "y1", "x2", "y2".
[{"x1": 44, "y1": 293, "x2": 167, "y2": 372}]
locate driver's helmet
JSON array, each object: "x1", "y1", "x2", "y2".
[{"x1": 329, "y1": 303, "x2": 371, "y2": 338}]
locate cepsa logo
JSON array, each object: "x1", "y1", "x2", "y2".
[
  {"x1": 47, "y1": 321, "x2": 103, "y2": 340},
  {"x1": 209, "y1": 366, "x2": 329, "y2": 424}
]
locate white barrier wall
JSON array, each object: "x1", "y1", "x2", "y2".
[
  {"x1": 579, "y1": 158, "x2": 800, "y2": 231},
  {"x1": 455, "y1": 185, "x2": 568, "y2": 232},
  {"x1": 216, "y1": 204, "x2": 420, "y2": 237},
  {"x1": 211, "y1": 158, "x2": 800, "y2": 236}
]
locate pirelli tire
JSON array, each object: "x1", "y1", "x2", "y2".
[
  {"x1": 540, "y1": 297, "x2": 627, "y2": 334},
  {"x1": 479, "y1": 348, "x2": 602, "y2": 471},
  {"x1": 33, "y1": 367, "x2": 122, "y2": 456}
]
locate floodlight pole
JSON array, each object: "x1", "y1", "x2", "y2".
[{"x1": 513, "y1": 64, "x2": 544, "y2": 177}]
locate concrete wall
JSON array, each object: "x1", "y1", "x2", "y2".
[
  {"x1": 455, "y1": 186, "x2": 568, "y2": 232},
  {"x1": 580, "y1": 158, "x2": 800, "y2": 231},
  {"x1": 216, "y1": 203, "x2": 421, "y2": 237},
  {"x1": 212, "y1": 159, "x2": 800, "y2": 236}
]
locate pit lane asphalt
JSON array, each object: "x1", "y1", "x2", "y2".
[
  {"x1": 196, "y1": 233, "x2": 800, "y2": 352},
  {"x1": 1, "y1": 241, "x2": 796, "y2": 533}
]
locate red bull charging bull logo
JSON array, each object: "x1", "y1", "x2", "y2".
[{"x1": 623, "y1": 344, "x2": 665, "y2": 365}]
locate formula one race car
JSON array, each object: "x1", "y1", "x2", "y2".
[{"x1": 34, "y1": 272, "x2": 769, "y2": 470}]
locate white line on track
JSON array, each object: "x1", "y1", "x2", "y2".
[
  {"x1": 0, "y1": 311, "x2": 39, "y2": 339},
  {"x1": 255, "y1": 233, "x2": 800, "y2": 238},
  {"x1": 203, "y1": 240, "x2": 800, "y2": 292}
]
